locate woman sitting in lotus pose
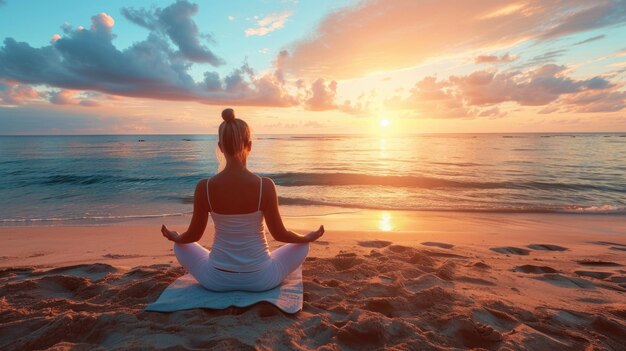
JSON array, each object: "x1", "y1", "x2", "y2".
[{"x1": 161, "y1": 108, "x2": 324, "y2": 292}]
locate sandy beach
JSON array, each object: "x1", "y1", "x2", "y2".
[{"x1": 1, "y1": 210, "x2": 624, "y2": 350}]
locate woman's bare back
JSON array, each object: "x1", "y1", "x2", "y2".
[{"x1": 207, "y1": 170, "x2": 266, "y2": 215}]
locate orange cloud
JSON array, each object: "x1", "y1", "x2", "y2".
[
  {"x1": 299, "y1": 78, "x2": 368, "y2": 114},
  {"x1": 284, "y1": 0, "x2": 626, "y2": 79},
  {"x1": 474, "y1": 53, "x2": 517, "y2": 64},
  {"x1": 387, "y1": 64, "x2": 624, "y2": 118},
  {"x1": 0, "y1": 80, "x2": 40, "y2": 106}
]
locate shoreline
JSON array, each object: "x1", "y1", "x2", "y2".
[
  {"x1": 1, "y1": 209, "x2": 624, "y2": 269},
  {"x1": 2, "y1": 204, "x2": 625, "y2": 227}
]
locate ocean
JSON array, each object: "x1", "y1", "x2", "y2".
[{"x1": 1, "y1": 133, "x2": 625, "y2": 225}]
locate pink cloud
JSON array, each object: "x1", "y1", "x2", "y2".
[
  {"x1": 48, "y1": 89, "x2": 100, "y2": 107},
  {"x1": 304, "y1": 78, "x2": 337, "y2": 111},
  {"x1": 387, "y1": 64, "x2": 625, "y2": 118},
  {"x1": 0, "y1": 81, "x2": 40, "y2": 105},
  {"x1": 91, "y1": 13, "x2": 115, "y2": 33},
  {"x1": 560, "y1": 90, "x2": 626, "y2": 113}
]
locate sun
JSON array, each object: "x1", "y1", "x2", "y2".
[{"x1": 379, "y1": 119, "x2": 390, "y2": 128}]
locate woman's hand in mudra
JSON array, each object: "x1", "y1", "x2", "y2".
[
  {"x1": 305, "y1": 225, "x2": 325, "y2": 242},
  {"x1": 161, "y1": 224, "x2": 181, "y2": 243}
]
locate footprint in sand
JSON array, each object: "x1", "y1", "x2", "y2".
[
  {"x1": 471, "y1": 262, "x2": 491, "y2": 270},
  {"x1": 527, "y1": 244, "x2": 568, "y2": 251},
  {"x1": 442, "y1": 317, "x2": 502, "y2": 348},
  {"x1": 576, "y1": 297, "x2": 609, "y2": 304},
  {"x1": 472, "y1": 307, "x2": 519, "y2": 332},
  {"x1": 421, "y1": 242, "x2": 454, "y2": 249},
  {"x1": 363, "y1": 297, "x2": 396, "y2": 317},
  {"x1": 533, "y1": 274, "x2": 595, "y2": 289},
  {"x1": 102, "y1": 253, "x2": 142, "y2": 259},
  {"x1": 609, "y1": 276, "x2": 626, "y2": 284},
  {"x1": 574, "y1": 271, "x2": 612, "y2": 280},
  {"x1": 330, "y1": 252, "x2": 362, "y2": 271},
  {"x1": 576, "y1": 260, "x2": 623, "y2": 267},
  {"x1": 590, "y1": 241, "x2": 626, "y2": 252},
  {"x1": 590, "y1": 241, "x2": 626, "y2": 247},
  {"x1": 512, "y1": 265, "x2": 558, "y2": 274},
  {"x1": 357, "y1": 240, "x2": 392, "y2": 248},
  {"x1": 490, "y1": 247, "x2": 530, "y2": 256}
]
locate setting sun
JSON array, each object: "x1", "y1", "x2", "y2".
[{"x1": 379, "y1": 119, "x2": 390, "y2": 128}]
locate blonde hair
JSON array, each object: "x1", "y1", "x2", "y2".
[{"x1": 217, "y1": 108, "x2": 251, "y2": 166}]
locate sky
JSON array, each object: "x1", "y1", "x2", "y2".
[{"x1": 0, "y1": 0, "x2": 625, "y2": 135}]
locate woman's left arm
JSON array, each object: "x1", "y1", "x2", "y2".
[{"x1": 161, "y1": 179, "x2": 209, "y2": 244}]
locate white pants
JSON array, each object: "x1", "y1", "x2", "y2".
[{"x1": 173, "y1": 242, "x2": 309, "y2": 292}]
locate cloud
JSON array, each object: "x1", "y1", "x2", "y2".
[
  {"x1": 304, "y1": 78, "x2": 337, "y2": 111},
  {"x1": 49, "y1": 89, "x2": 99, "y2": 107},
  {"x1": 49, "y1": 89, "x2": 75, "y2": 105},
  {"x1": 387, "y1": 64, "x2": 624, "y2": 118},
  {"x1": 0, "y1": 80, "x2": 40, "y2": 106},
  {"x1": 536, "y1": 1, "x2": 626, "y2": 40},
  {"x1": 474, "y1": 53, "x2": 517, "y2": 64},
  {"x1": 0, "y1": 8, "x2": 298, "y2": 107},
  {"x1": 245, "y1": 12, "x2": 292, "y2": 36},
  {"x1": 573, "y1": 34, "x2": 606, "y2": 45},
  {"x1": 92, "y1": 12, "x2": 115, "y2": 33},
  {"x1": 525, "y1": 49, "x2": 568, "y2": 66},
  {"x1": 386, "y1": 76, "x2": 471, "y2": 118},
  {"x1": 298, "y1": 78, "x2": 368, "y2": 114},
  {"x1": 283, "y1": 0, "x2": 626, "y2": 79},
  {"x1": 560, "y1": 90, "x2": 626, "y2": 112},
  {"x1": 121, "y1": 1, "x2": 223, "y2": 65}
]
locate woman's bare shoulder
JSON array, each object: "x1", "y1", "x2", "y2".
[
  {"x1": 260, "y1": 176, "x2": 276, "y2": 187},
  {"x1": 260, "y1": 176, "x2": 277, "y2": 198},
  {"x1": 196, "y1": 177, "x2": 209, "y2": 189}
]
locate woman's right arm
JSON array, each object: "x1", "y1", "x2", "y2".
[{"x1": 262, "y1": 178, "x2": 324, "y2": 243}]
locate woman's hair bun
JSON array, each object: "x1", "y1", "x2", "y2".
[{"x1": 221, "y1": 108, "x2": 236, "y2": 122}]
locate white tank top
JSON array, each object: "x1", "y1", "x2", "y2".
[{"x1": 206, "y1": 176, "x2": 272, "y2": 272}]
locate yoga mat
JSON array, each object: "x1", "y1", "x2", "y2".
[{"x1": 146, "y1": 266, "x2": 303, "y2": 314}]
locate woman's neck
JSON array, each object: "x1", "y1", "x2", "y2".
[{"x1": 223, "y1": 156, "x2": 247, "y2": 171}]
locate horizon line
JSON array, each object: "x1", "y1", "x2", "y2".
[{"x1": 2, "y1": 131, "x2": 626, "y2": 137}]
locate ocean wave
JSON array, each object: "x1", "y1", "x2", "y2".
[
  {"x1": 0, "y1": 212, "x2": 190, "y2": 223},
  {"x1": 276, "y1": 196, "x2": 626, "y2": 214},
  {"x1": 24, "y1": 172, "x2": 625, "y2": 193},
  {"x1": 38, "y1": 174, "x2": 201, "y2": 186},
  {"x1": 266, "y1": 172, "x2": 624, "y2": 192},
  {"x1": 3, "y1": 201, "x2": 622, "y2": 224},
  {"x1": 171, "y1": 194, "x2": 626, "y2": 215}
]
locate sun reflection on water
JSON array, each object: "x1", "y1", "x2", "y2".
[{"x1": 378, "y1": 211, "x2": 393, "y2": 232}]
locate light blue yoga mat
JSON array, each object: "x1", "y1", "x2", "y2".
[{"x1": 145, "y1": 266, "x2": 303, "y2": 314}]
